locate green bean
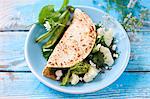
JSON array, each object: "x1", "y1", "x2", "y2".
[{"x1": 35, "y1": 30, "x2": 53, "y2": 43}]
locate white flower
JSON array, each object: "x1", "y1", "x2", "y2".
[
  {"x1": 100, "y1": 46, "x2": 114, "y2": 66},
  {"x1": 70, "y1": 74, "x2": 80, "y2": 85},
  {"x1": 44, "y1": 21, "x2": 51, "y2": 31},
  {"x1": 55, "y1": 70, "x2": 63, "y2": 80},
  {"x1": 89, "y1": 60, "x2": 96, "y2": 67},
  {"x1": 83, "y1": 66, "x2": 99, "y2": 83}
]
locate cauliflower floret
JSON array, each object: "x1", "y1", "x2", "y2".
[
  {"x1": 100, "y1": 46, "x2": 114, "y2": 66},
  {"x1": 83, "y1": 66, "x2": 99, "y2": 82},
  {"x1": 70, "y1": 74, "x2": 80, "y2": 85},
  {"x1": 104, "y1": 29, "x2": 113, "y2": 46},
  {"x1": 97, "y1": 28, "x2": 113, "y2": 47}
]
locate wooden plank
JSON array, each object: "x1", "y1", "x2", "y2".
[
  {"x1": 0, "y1": 0, "x2": 149, "y2": 31},
  {"x1": 0, "y1": 32, "x2": 29, "y2": 71},
  {"x1": 0, "y1": 31, "x2": 150, "y2": 71},
  {"x1": 0, "y1": 0, "x2": 93, "y2": 30},
  {"x1": 0, "y1": 72, "x2": 150, "y2": 98}
]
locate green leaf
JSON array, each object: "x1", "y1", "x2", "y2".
[
  {"x1": 38, "y1": 5, "x2": 55, "y2": 24},
  {"x1": 92, "y1": 52, "x2": 104, "y2": 69},
  {"x1": 59, "y1": 0, "x2": 70, "y2": 11},
  {"x1": 46, "y1": 11, "x2": 61, "y2": 21},
  {"x1": 43, "y1": 10, "x2": 70, "y2": 49},
  {"x1": 42, "y1": 48, "x2": 53, "y2": 61},
  {"x1": 60, "y1": 62, "x2": 90, "y2": 86},
  {"x1": 71, "y1": 62, "x2": 90, "y2": 75}
]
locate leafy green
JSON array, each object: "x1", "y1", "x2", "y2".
[
  {"x1": 67, "y1": 6, "x2": 75, "y2": 13},
  {"x1": 42, "y1": 48, "x2": 53, "y2": 60},
  {"x1": 59, "y1": 0, "x2": 70, "y2": 11},
  {"x1": 46, "y1": 12, "x2": 61, "y2": 21},
  {"x1": 38, "y1": 5, "x2": 55, "y2": 24},
  {"x1": 95, "y1": 23, "x2": 103, "y2": 30},
  {"x1": 36, "y1": 0, "x2": 73, "y2": 60},
  {"x1": 92, "y1": 52, "x2": 104, "y2": 69},
  {"x1": 60, "y1": 62, "x2": 90, "y2": 86},
  {"x1": 86, "y1": 51, "x2": 104, "y2": 69},
  {"x1": 70, "y1": 62, "x2": 90, "y2": 75},
  {"x1": 92, "y1": 45, "x2": 100, "y2": 53},
  {"x1": 96, "y1": 36, "x2": 108, "y2": 47},
  {"x1": 43, "y1": 10, "x2": 70, "y2": 48}
]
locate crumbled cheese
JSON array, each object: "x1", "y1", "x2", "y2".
[
  {"x1": 56, "y1": 76, "x2": 61, "y2": 80},
  {"x1": 100, "y1": 46, "x2": 114, "y2": 66},
  {"x1": 105, "y1": 66, "x2": 109, "y2": 70},
  {"x1": 79, "y1": 77, "x2": 83, "y2": 81},
  {"x1": 97, "y1": 28, "x2": 105, "y2": 37},
  {"x1": 112, "y1": 44, "x2": 117, "y2": 51},
  {"x1": 113, "y1": 53, "x2": 119, "y2": 58},
  {"x1": 55, "y1": 70, "x2": 63, "y2": 77},
  {"x1": 83, "y1": 66, "x2": 99, "y2": 82},
  {"x1": 97, "y1": 28, "x2": 113, "y2": 47},
  {"x1": 70, "y1": 74, "x2": 80, "y2": 85},
  {"x1": 89, "y1": 60, "x2": 96, "y2": 67},
  {"x1": 104, "y1": 29, "x2": 113, "y2": 46},
  {"x1": 96, "y1": 44, "x2": 101, "y2": 50},
  {"x1": 44, "y1": 21, "x2": 51, "y2": 31}
]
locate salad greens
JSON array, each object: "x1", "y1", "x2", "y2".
[
  {"x1": 35, "y1": 0, "x2": 119, "y2": 86},
  {"x1": 91, "y1": 52, "x2": 104, "y2": 69},
  {"x1": 35, "y1": 0, "x2": 74, "y2": 59},
  {"x1": 43, "y1": 10, "x2": 70, "y2": 49},
  {"x1": 60, "y1": 62, "x2": 90, "y2": 86},
  {"x1": 38, "y1": 5, "x2": 55, "y2": 24}
]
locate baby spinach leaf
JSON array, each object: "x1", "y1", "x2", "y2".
[
  {"x1": 38, "y1": 5, "x2": 55, "y2": 24},
  {"x1": 92, "y1": 52, "x2": 104, "y2": 69},
  {"x1": 42, "y1": 48, "x2": 53, "y2": 61}
]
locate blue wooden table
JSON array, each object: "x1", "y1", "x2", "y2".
[{"x1": 0, "y1": 0, "x2": 150, "y2": 98}]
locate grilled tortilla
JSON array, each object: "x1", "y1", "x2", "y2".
[{"x1": 43, "y1": 9, "x2": 96, "y2": 76}]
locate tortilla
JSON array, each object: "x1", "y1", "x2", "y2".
[{"x1": 43, "y1": 9, "x2": 96, "y2": 76}]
